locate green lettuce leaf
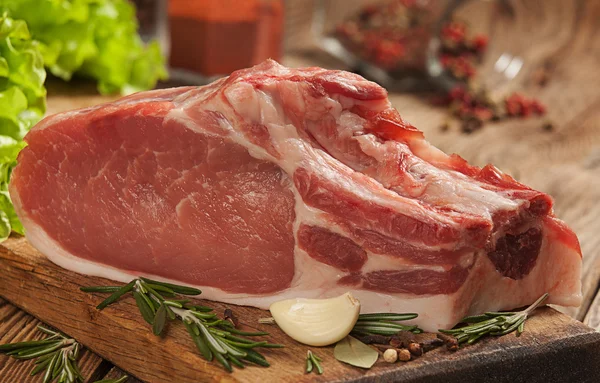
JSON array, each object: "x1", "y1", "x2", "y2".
[
  {"x1": 0, "y1": 12, "x2": 46, "y2": 240},
  {"x1": 4, "y1": 0, "x2": 168, "y2": 95}
]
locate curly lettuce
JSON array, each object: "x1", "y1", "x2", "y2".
[
  {"x1": 4, "y1": 0, "x2": 168, "y2": 95},
  {"x1": 0, "y1": 13, "x2": 46, "y2": 240}
]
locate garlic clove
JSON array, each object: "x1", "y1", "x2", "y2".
[{"x1": 269, "y1": 292, "x2": 360, "y2": 346}]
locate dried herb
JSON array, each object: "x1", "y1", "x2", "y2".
[
  {"x1": 0, "y1": 325, "x2": 128, "y2": 383},
  {"x1": 305, "y1": 350, "x2": 323, "y2": 375},
  {"x1": 0, "y1": 326, "x2": 82, "y2": 383},
  {"x1": 82, "y1": 278, "x2": 283, "y2": 372},
  {"x1": 436, "y1": 333, "x2": 459, "y2": 351},
  {"x1": 334, "y1": 335, "x2": 379, "y2": 369},
  {"x1": 351, "y1": 312, "x2": 422, "y2": 336},
  {"x1": 94, "y1": 377, "x2": 129, "y2": 383},
  {"x1": 439, "y1": 293, "x2": 548, "y2": 346}
]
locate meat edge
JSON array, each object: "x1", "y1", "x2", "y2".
[{"x1": 12, "y1": 180, "x2": 582, "y2": 332}]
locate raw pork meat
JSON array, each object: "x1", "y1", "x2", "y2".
[{"x1": 9, "y1": 60, "x2": 581, "y2": 331}]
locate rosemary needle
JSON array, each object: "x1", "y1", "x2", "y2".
[
  {"x1": 306, "y1": 350, "x2": 323, "y2": 375},
  {"x1": 351, "y1": 312, "x2": 423, "y2": 337},
  {"x1": 82, "y1": 277, "x2": 283, "y2": 372},
  {"x1": 0, "y1": 325, "x2": 123, "y2": 383},
  {"x1": 439, "y1": 293, "x2": 549, "y2": 345}
]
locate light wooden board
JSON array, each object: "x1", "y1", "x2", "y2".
[{"x1": 1, "y1": 237, "x2": 600, "y2": 383}]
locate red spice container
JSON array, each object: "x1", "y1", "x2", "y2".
[{"x1": 169, "y1": 0, "x2": 284, "y2": 78}]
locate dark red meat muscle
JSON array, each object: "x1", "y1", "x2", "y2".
[{"x1": 10, "y1": 60, "x2": 582, "y2": 331}]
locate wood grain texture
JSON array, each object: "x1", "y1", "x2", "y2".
[
  {"x1": 0, "y1": 298, "x2": 109, "y2": 382},
  {"x1": 100, "y1": 367, "x2": 142, "y2": 383},
  {"x1": 1, "y1": 238, "x2": 600, "y2": 383}
]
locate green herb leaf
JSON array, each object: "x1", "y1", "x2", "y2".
[
  {"x1": 306, "y1": 350, "x2": 323, "y2": 375},
  {"x1": 83, "y1": 277, "x2": 280, "y2": 372},
  {"x1": 95, "y1": 280, "x2": 136, "y2": 310},
  {"x1": 439, "y1": 293, "x2": 549, "y2": 346},
  {"x1": 133, "y1": 291, "x2": 155, "y2": 325},
  {"x1": 93, "y1": 375, "x2": 128, "y2": 383},
  {"x1": 140, "y1": 277, "x2": 202, "y2": 296},
  {"x1": 334, "y1": 336, "x2": 378, "y2": 369},
  {"x1": 152, "y1": 303, "x2": 167, "y2": 336},
  {"x1": 0, "y1": 326, "x2": 83, "y2": 383},
  {"x1": 80, "y1": 286, "x2": 122, "y2": 293}
]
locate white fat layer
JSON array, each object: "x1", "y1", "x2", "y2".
[{"x1": 20, "y1": 210, "x2": 581, "y2": 332}]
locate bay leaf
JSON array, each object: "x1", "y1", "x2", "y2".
[{"x1": 334, "y1": 335, "x2": 379, "y2": 369}]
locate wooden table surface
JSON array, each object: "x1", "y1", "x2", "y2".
[{"x1": 1, "y1": 0, "x2": 599, "y2": 381}]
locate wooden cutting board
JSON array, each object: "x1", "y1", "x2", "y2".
[{"x1": 1, "y1": 236, "x2": 600, "y2": 383}]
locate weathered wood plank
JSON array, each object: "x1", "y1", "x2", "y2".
[
  {"x1": 0, "y1": 297, "x2": 110, "y2": 382},
  {"x1": 99, "y1": 367, "x2": 142, "y2": 383},
  {"x1": 1, "y1": 237, "x2": 599, "y2": 383}
]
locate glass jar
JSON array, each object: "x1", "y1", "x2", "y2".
[
  {"x1": 313, "y1": 0, "x2": 501, "y2": 91},
  {"x1": 131, "y1": 0, "x2": 169, "y2": 55},
  {"x1": 168, "y1": 0, "x2": 284, "y2": 83}
]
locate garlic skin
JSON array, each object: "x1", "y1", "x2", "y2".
[{"x1": 269, "y1": 292, "x2": 361, "y2": 346}]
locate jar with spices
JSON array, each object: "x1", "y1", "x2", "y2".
[
  {"x1": 313, "y1": 0, "x2": 498, "y2": 90},
  {"x1": 312, "y1": 0, "x2": 548, "y2": 133},
  {"x1": 168, "y1": 0, "x2": 284, "y2": 83}
]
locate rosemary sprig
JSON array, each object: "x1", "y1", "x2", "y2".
[
  {"x1": 351, "y1": 312, "x2": 422, "y2": 336},
  {"x1": 93, "y1": 377, "x2": 129, "y2": 383},
  {"x1": 82, "y1": 278, "x2": 283, "y2": 372},
  {"x1": 0, "y1": 325, "x2": 117, "y2": 383},
  {"x1": 439, "y1": 293, "x2": 549, "y2": 345},
  {"x1": 305, "y1": 350, "x2": 323, "y2": 375}
]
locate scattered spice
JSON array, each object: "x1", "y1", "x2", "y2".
[
  {"x1": 421, "y1": 338, "x2": 444, "y2": 353},
  {"x1": 442, "y1": 83, "x2": 547, "y2": 133},
  {"x1": 439, "y1": 121, "x2": 450, "y2": 132},
  {"x1": 398, "y1": 348, "x2": 412, "y2": 362},
  {"x1": 439, "y1": 20, "x2": 487, "y2": 81},
  {"x1": 334, "y1": 1, "x2": 547, "y2": 134},
  {"x1": 437, "y1": 333, "x2": 459, "y2": 351},
  {"x1": 224, "y1": 308, "x2": 239, "y2": 327},
  {"x1": 541, "y1": 121, "x2": 554, "y2": 132},
  {"x1": 383, "y1": 348, "x2": 398, "y2": 363},
  {"x1": 408, "y1": 342, "x2": 423, "y2": 356},
  {"x1": 334, "y1": 0, "x2": 435, "y2": 72}
]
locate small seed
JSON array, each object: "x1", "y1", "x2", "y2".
[
  {"x1": 398, "y1": 348, "x2": 411, "y2": 362},
  {"x1": 437, "y1": 333, "x2": 459, "y2": 351},
  {"x1": 408, "y1": 342, "x2": 422, "y2": 356},
  {"x1": 383, "y1": 348, "x2": 398, "y2": 363}
]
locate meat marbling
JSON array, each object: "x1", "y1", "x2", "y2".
[{"x1": 9, "y1": 60, "x2": 582, "y2": 331}]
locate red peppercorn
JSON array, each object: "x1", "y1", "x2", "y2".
[
  {"x1": 473, "y1": 107, "x2": 494, "y2": 121},
  {"x1": 449, "y1": 86, "x2": 467, "y2": 101},
  {"x1": 505, "y1": 96, "x2": 521, "y2": 116},
  {"x1": 472, "y1": 35, "x2": 488, "y2": 52},
  {"x1": 531, "y1": 100, "x2": 547, "y2": 115}
]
